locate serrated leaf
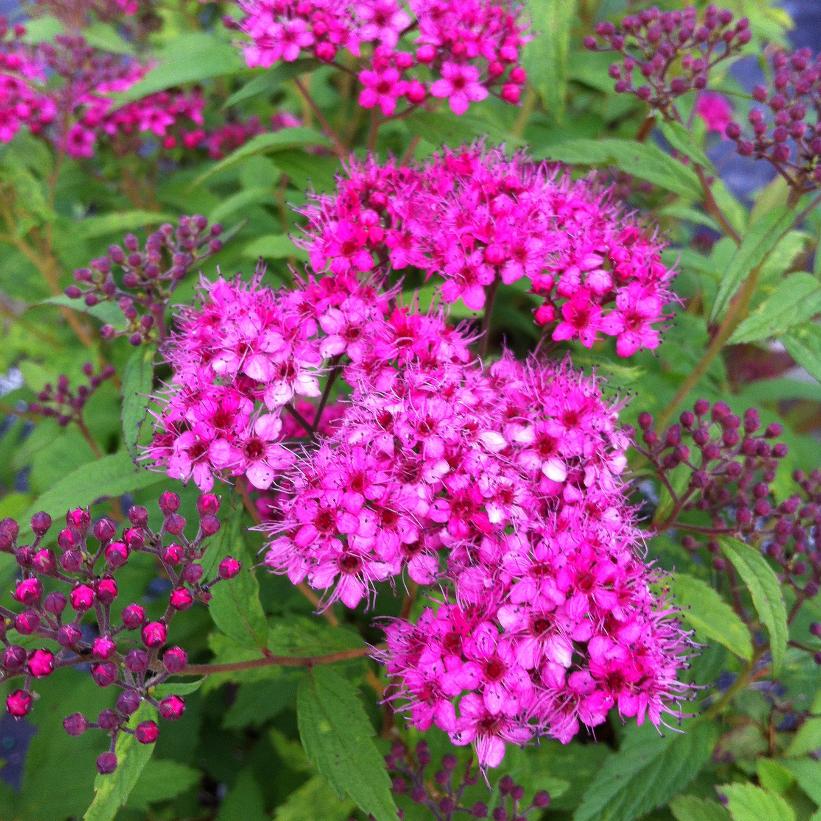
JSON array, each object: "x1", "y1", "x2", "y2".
[
  {"x1": 111, "y1": 33, "x2": 243, "y2": 104},
  {"x1": 23, "y1": 452, "x2": 163, "y2": 536},
  {"x1": 275, "y1": 776, "x2": 355, "y2": 821},
  {"x1": 297, "y1": 667, "x2": 398, "y2": 821},
  {"x1": 84, "y1": 702, "x2": 158, "y2": 821},
  {"x1": 730, "y1": 273, "x2": 821, "y2": 344},
  {"x1": 192, "y1": 127, "x2": 327, "y2": 187},
  {"x1": 782, "y1": 758, "x2": 821, "y2": 804},
  {"x1": 208, "y1": 527, "x2": 267, "y2": 648},
  {"x1": 786, "y1": 717, "x2": 821, "y2": 758},
  {"x1": 127, "y1": 759, "x2": 200, "y2": 811},
  {"x1": 121, "y1": 345, "x2": 155, "y2": 458},
  {"x1": 670, "y1": 794, "x2": 730, "y2": 821},
  {"x1": 720, "y1": 537, "x2": 788, "y2": 673},
  {"x1": 243, "y1": 235, "x2": 307, "y2": 261},
  {"x1": 658, "y1": 120, "x2": 713, "y2": 169},
  {"x1": 524, "y1": 0, "x2": 577, "y2": 121},
  {"x1": 720, "y1": 783, "x2": 796, "y2": 821},
  {"x1": 574, "y1": 721, "x2": 718, "y2": 821},
  {"x1": 538, "y1": 138, "x2": 702, "y2": 198},
  {"x1": 710, "y1": 206, "x2": 796, "y2": 322},
  {"x1": 757, "y1": 759, "x2": 795, "y2": 794},
  {"x1": 668, "y1": 572, "x2": 753, "y2": 661},
  {"x1": 783, "y1": 324, "x2": 821, "y2": 383},
  {"x1": 224, "y1": 60, "x2": 320, "y2": 108},
  {"x1": 72, "y1": 211, "x2": 173, "y2": 240}
]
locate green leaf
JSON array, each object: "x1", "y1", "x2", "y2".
[
  {"x1": 73, "y1": 210, "x2": 173, "y2": 240},
  {"x1": 782, "y1": 758, "x2": 821, "y2": 804},
  {"x1": 208, "y1": 527, "x2": 267, "y2": 648},
  {"x1": 224, "y1": 60, "x2": 320, "y2": 108},
  {"x1": 192, "y1": 127, "x2": 328, "y2": 187},
  {"x1": 670, "y1": 794, "x2": 730, "y2": 821},
  {"x1": 524, "y1": 0, "x2": 577, "y2": 121},
  {"x1": 243, "y1": 234, "x2": 308, "y2": 261},
  {"x1": 730, "y1": 272, "x2": 821, "y2": 344},
  {"x1": 537, "y1": 138, "x2": 702, "y2": 199},
  {"x1": 757, "y1": 759, "x2": 796, "y2": 794},
  {"x1": 82, "y1": 21, "x2": 136, "y2": 55},
  {"x1": 127, "y1": 759, "x2": 200, "y2": 811},
  {"x1": 297, "y1": 667, "x2": 398, "y2": 821},
  {"x1": 23, "y1": 452, "x2": 163, "y2": 535},
  {"x1": 668, "y1": 572, "x2": 753, "y2": 661},
  {"x1": 112, "y1": 33, "x2": 243, "y2": 104},
  {"x1": 275, "y1": 776, "x2": 356, "y2": 821},
  {"x1": 710, "y1": 206, "x2": 796, "y2": 322},
  {"x1": 217, "y1": 768, "x2": 267, "y2": 821},
  {"x1": 84, "y1": 702, "x2": 158, "y2": 821},
  {"x1": 151, "y1": 678, "x2": 204, "y2": 698},
  {"x1": 36, "y1": 294, "x2": 125, "y2": 329},
  {"x1": 658, "y1": 120, "x2": 713, "y2": 169},
  {"x1": 720, "y1": 537, "x2": 789, "y2": 673},
  {"x1": 222, "y1": 671, "x2": 300, "y2": 729},
  {"x1": 407, "y1": 109, "x2": 520, "y2": 149},
  {"x1": 786, "y1": 717, "x2": 821, "y2": 758},
  {"x1": 783, "y1": 324, "x2": 821, "y2": 383},
  {"x1": 121, "y1": 345, "x2": 155, "y2": 459},
  {"x1": 574, "y1": 721, "x2": 719, "y2": 821},
  {"x1": 720, "y1": 783, "x2": 796, "y2": 821}
]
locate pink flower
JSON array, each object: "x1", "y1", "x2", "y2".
[
  {"x1": 696, "y1": 92, "x2": 734, "y2": 137},
  {"x1": 430, "y1": 63, "x2": 489, "y2": 115}
]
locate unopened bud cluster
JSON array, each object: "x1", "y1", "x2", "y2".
[
  {"x1": 0, "y1": 492, "x2": 240, "y2": 774},
  {"x1": 635, "y1": 401, "x2": 820, "y2": 602},
  {"x1": 66, "y1": 216, "x2": 223, "y2": 344},
  {"x1": 385, "y1": 740, "x2": 551, "y2": 820},
  {"x1": 725, "y1": 48, "x2": 821, "y2": 192},
  {"x1": 584, "y1": 5, "x2": 750, "y2": 120},
  {"x1": 27, "y1": 362, "x2": 115, "y2": 427}
]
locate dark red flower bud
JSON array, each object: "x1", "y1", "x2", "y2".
[
  {"x1": 27, "y1": 649, "x2": 54, "y2": 678},
  {"x1": 63, "y1": 712, "x2": 88, "y2": 736},
  {"x1": 141, "y1": 620, "x2": 167, "y2": 648},
  {"x1": 162, "y1": 646, "x2": 188, "y2": 674},
  {"x1": 96, "y1": 752, "x2": 117, "y2": 774},
  {"x1": 218, "y1": 556, "x2": 241, "y2": 579},
  {"x1": 91, "y1": 662, "x2": 118, "y2": 687},
  {"x1": 136, "y1": 720, "x2": 159, "y2": 744},
  {"x1": 6, "y1": 689, "x2": 33, "y2": 717},
  {"x1": 122, "y1": 603, "x2": 146, "y2": 629},
  {"x1": 159, "y1": 695, "x2": 185, "y2": 720}
]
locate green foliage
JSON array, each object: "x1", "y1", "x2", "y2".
[
  {"x1": 85, "y1": 702, "x2": 158, "y2": 821},
  {"x1": 668, "y1": 572, "x2": 753, "y2": 661},
  {"x1": 574, "y1": 721, "x2": 719, "y2": 821},
  {"x1": 297, "y1": 667, "x2": 398, "y2": 821},
  {"x1": 120, "y1": 345, "x2": 155, "y2": 458},
  {"x1": 720, "y1": 783, "x2": 796, "y2": 821},
  {"x1": 720, "y1": 537, "x2": 789, "y2": 673}
]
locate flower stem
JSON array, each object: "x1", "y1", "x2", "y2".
[
  {"x1": 179, "y1": 644, "x2": 374, "y2": 676},
  {"x1": 293, "y1": 76, "x2": 348, "y2": 160}
]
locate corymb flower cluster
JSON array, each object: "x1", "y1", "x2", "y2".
[
  {"x1": 0, "y1": 494, "x2": 240, "y2": 774},
  {"x1": 145, "y1": 229, "x2": 691, "y2": 767},
  {"x1": 233, "y1": 0, "x2": 529, "y2": 115},
  {"x1": 300, "y1": 145, "x2": 676, "y2": 356}
]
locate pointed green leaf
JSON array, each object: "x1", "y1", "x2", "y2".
[
  {"x1": 783, "y1": 323, "x2": 821, "y2": 383},
  {"x1": 223, "y1": 60, "x2": 320, "y2": 108},
  {"x1": 720, "y1": 783, "x2": 796, "y2": 821},
  {"x1": 729, "y1": 272, "x2": 821, "y2": 344},
  {"x1": 274, "y1": 776, "x2": 355, "y2": 821},
  {"x1": 658, "y1": 120, "x2": 713, "y2": 170},
  {"x1": 670, "y1": 794, "x2": 730, "y2": 821},
  {"x1": 574, "y1": 721, "x2": 719, "y2": 821},
  {"x1": 524, "y1": 0, "x2": 577, "y2": 121},
  {"x1": 298, "y1": 667, "x2": 398, "y2": 821},
  {"x1": 84, "y1": 702, "x2": 158, "y2": 821},
  {"x1": 668, "y1": 572, "x2": 753, "y2": 661},
  {"x1": 719, "y1": 537, "x2": 788, "y2": 673},
  {"x1": 121, "y1": 345, "x2": 155, "y2": 458},
  {"x1": 710, "y1": 206, "x2": 795, "y2": 322}
]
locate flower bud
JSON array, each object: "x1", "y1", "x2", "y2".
[
  {"x1": 218, "y1": 556, "x2": 241, "y2": 579},
  {"x1": 182, "y1": 563, "x2": 203, "y2": 584},
  {"x1": 30, "y1": 511, "x2": 52, "y2": 536},
  {"x1": 92, "y1": 635, "x2": 117, "y2": 660},
  {"x1": 141, "y1": 620, "x2": 167, "y2": 648},
  {"x1": 93, "y1": 517, "x2": 118, "y2": 543},
  {"x1": 199, "y1": 514, "x2": 220, "y2": 536},
  {"x1": 15, "y1": 610, "x2": 40, "y2": 634},
  {"x1": 70, "y1": 584, "x2": 95, "y2": 611},
  {"x1": 162, "y1": 645, "x2": 188, "y2": 674},
  {"x1": 122, "y1": 603, "x2": 146, "y2": 629},
  {"x1": 159, "y1": 695, "x2": 185, "y2": 720},
  {"x1": 96, "y1": 577, "x2": 118, "y2": 604},
  {"x1": 27, "y1": 648, "x2": 55, "y2": 678},
  {"x1": 57, "y1": 623, "x2": 82, "y2": 648},
  {"x1": 31, "y1": 548, "x2": 56, "y2": 575},
  {"x1": 124, "y1": 649, "x2": 149, "y2": 673},
  {"x1": 136, "y1": 720, "x2": 159, "y2": 744},
  {"x1": 197, "y1": 494, "x2": 220, "y2": 516},
  {"x1": 105, "y1": 541, "x2": 129, "y2": 568},
  {"x1": 116, "y1": 689, "x2": 141, "y2": 716},
  {"x1": 91, "y1": 662, "x2": 118, "y2": 687},
  {"x1": 169, "y1": 587, "x2": 194, "y2": 610},
  {"x1": 162, "y1": 543, "x2": 184, "y2": 564},
  {"x1": 2, "y1": 645, "x2": 26, "y2": 671},
  {"x1": 6, "y1": 689, "x2": 33, "y2": 717},
  {"x1": 13, "y1": 577, "x2": 43, "y2": 605},
  {"x1": 96, "y1": 752, "x2": 117, "y2": 774},
  {"x1": 63, "y1": 712, "x2": 88, "y2": 736}
]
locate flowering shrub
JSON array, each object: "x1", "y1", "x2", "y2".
[{"x1": 0, "y1": 1, "x2": 819, "y2": 820}]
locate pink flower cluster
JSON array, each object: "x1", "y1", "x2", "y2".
[
  {"x1": 300, "y1": 145, "x2": 675, "y2": 356},
  {"x1": 144, "y1": 267, "x2": 395, "y2": 492},
  {"x1": 234, "y1": 0, "x2": 529, "y2": 115},
  {"x1": 0, "y1": 20, "x2": 56, "y2": 143},
  {"x1": 0, "y1": 493, "x2": 240, "y2": 774},
  {"x1": 262, "y1": 339, "x2": 691, "y2": 765}
]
